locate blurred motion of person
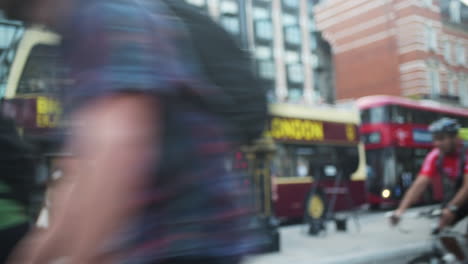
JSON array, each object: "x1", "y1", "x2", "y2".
[
  {"x1": 390, "y1": 118, "x2": 468, "y2": 229},
  {"x1": 1, "y1": 0, "x2": 267, "y2": 263},
  {"x1": 36, "y1": 163, "x2": 70, "y2": 229},
  {"x1": 0, "y1": 115, "x2": 35, "y2": 263}
]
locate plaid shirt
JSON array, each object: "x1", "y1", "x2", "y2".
[{"x1": 57, "y1": 0, "x2": 262, "y2": 262}]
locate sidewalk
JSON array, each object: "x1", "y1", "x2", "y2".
[{"x1": 244, "y1": 207, "x2": 467, "y2": 264}]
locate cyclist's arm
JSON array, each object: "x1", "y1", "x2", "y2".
[
  {"x1": 447, "y1": 173, "x2": 468, "y2": 208},
  {"x1": 14, "y1": 95, "x2": 161, "y2": 264},
  {"x1": 395, "y1": 175, "x2": 431, "y2": 216},
  {"x1": 395, "y1": 150, "x2": 438, "y2": 216}
]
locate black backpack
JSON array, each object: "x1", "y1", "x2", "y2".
[
  {"x1": 0, "y1": 115, "x2": 36, "y2": 208},
  {"x1": 162, "y1": 0, "x2": 268, "y2": 145}
]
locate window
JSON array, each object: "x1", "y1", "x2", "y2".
[
  {"x1": 255, "y1": 45, "x2": 273, "y2": 60},
  {"x1": 283, "y1": 13, "x2": 298, "y2": 26},
  {"x1": 284, "y1": 26, "x2": 301, "y2": 45},
  {"x1": 449, "y1": 0, "x2": 461, "y2": 23},
  {"x1": 220, "y1": 1, "x2": 239, "y2": 14},
  {"x1": 283, "y1": 0, "x2": 300, "y2": 9},
  {"x1": 310, "y1": 53, "x2": 319, "y2": 69},
  {"x1": 444, "y1": 41, "x2": 452, "y2": 63},
  {"x1": 362, "y1": 132, "x2": 382, "y2": 145},
  {"x1": 18, "y1": 45, "x2": 72, "y2": 95},
  {"x1": 288, "y1": 88, "x2": 303, "y2": 101},
  {"x1": 390, "y1": 106, "x2": 412, "y2": 124},
  {"x1": 370, "y1": 107, "x2": 388, "y2": 123},
  {"x1": 459, "y1": 75, "x2": 466, "y2": 96},
  {"x1": 287, "y1": 63, "x2": 304, "y2": 83},
  {"x1": 309, "y1": 18, "x2": 316, "y2": 32},
  {"x1": 258, "y1": 60, "x2": 275, "y2": 80},
  {"x1": 456, "y1": 42, "x2": 466, "y2": 66},
  {"x1": 284, "y1": 50, "x2": 300, "y2": 63},
  {"x1": 255, "y1": 20, "x2": 273, "y2": 40},
  {"x1": 253, "y1": 7, "x2": 270, "y2": 20},
  {"x1": 460, "y1": 76, "x2": 468, "y2": 106},
  {"x1": 427, "y1": 68, "x2": 440, "y2": 96},
  {"x1": 425, "y1": 25, "x2": 437, "y2": 51},
  {"x1": 255, "y1": 45, "x2": 275, "y2": 80},
  {"x1": 310, "y1": 33, "x2": 318, "y2": 50},
  {"x1": 413, "y1": 110, "x2": 437, "y2": 125},
  {"x1": 448, "y1": 73, "x2": 456, "y2": 96},
  {"x1": 273, "y1": 145, "x2": 359, "y2": 179},
  {"x1": 0, "y1": 25, "x2": 24, "y2": 96},
  {"x1": 220, "y1": 16, "x2": 240, "y2": 35},
  {"x1": 360, "y1": 107, "x2": 389, "y2": 124},
  {"x1": 308, "y1": 0, "x2": 316, "y2": 14},
  {"x1": 185, "y1": 0, "x2": 205, "y2": 7}
]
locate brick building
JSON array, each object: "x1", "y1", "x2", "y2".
[{"x1": 314, "y1": 0, "x2": 468, "y2": 107}]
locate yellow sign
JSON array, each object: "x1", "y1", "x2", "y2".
[
  {"x1": 346, "y1": 124, "x2": 356, "y2": 141},
  {"x1": 269, "y1": 117, "x2": 324, "y2": 141},
  {"x1": 36, "y1": 96, "x2": 62, "y2": 128}
]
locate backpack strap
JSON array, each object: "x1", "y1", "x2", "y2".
[
  {"x1": 436, "y1": 151, "x2": 445, "y2": 179},
  {"x1": 458, "y1": 144, "x2": 467, "y2": 188},
  {"x1": 437, "y1": 151, "x2": 452, "y2": 205}
]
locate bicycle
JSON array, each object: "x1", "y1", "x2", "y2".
[{"x1": 386, "y1": 209, "x2": 468, "y2": 264}]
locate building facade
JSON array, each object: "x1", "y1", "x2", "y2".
[
  {"x1": 0, "y1": 1, "x2": 334, "y2": 104},
  {"x1": 185, "y1": 0, "x2": 334, "y2": 104},
  {"x1": 314, "y1": 0, "x2": 468, "y2": 107}
]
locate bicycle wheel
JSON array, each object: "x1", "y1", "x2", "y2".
[{"x1": 407, "y1": 252, "x2": 442, "y2": 264}]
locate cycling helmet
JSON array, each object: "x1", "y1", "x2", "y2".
[{"x1": 428, "y1": 118, "x2": 460, "y2": 135}]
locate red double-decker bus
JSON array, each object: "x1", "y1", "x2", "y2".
[{"x1": 357, "y1": 96, "x2": 468, "y2": 208}]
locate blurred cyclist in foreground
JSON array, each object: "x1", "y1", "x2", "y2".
[
  {"x1": 0, "y1": 115, "x2": 35, "y2": 263},
  {"x1": 390, "y1": 118, "x2": 468, "y2": 229},
  {"x1": 1, "y1": 0, "x2": 266, "y2": 263}
]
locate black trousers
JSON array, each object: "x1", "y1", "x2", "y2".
[{"x1": 0, "y1": 222, "x2": 29, "y2": 264}]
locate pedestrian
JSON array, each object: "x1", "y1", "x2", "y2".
[{"x1": 1, "y1": 0, "x2": 266, "y2": 263}]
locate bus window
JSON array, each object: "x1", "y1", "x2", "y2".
[
  {"x1": 366, "y1": 148, "x2": 395, "y2": 191},
  {"x1": 17, "y1": 44, "x2": 71, "y2": 95},
  {"x1": 390, "y1": 106, "x2": 412, "y2": 124},
  {"x1": 273, "y1": 145, "x2": 294, "y2": 177},
  {"x1": 413, "y1": 109, "x2": 438, "y2": 125},
  {"x1": 394, "y1": 148, "x2": 413, "y2": 188},
  {"x1": 460, "y1": 118, "x2": 468, "y2": 127},
  {"x1": 340, "y1": 146, "x2": 359, "y2": 177},
  {"x1": 414, "y1": 148, "x2": 430, "y2": 171},
  {"x1": 274, "y1": 144, "x2": 357, "y2": 180},
  {"x1": 361, "y1": 106, "x2": 389, "y2": 124}
]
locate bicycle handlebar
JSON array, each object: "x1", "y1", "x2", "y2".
[{"x1": 384, "y1": 208, "x2": 442, "y2": 220}]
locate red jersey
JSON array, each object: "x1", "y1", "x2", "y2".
[{"x1": 420, "y1": 146, "x2": 468, "y2": 200}]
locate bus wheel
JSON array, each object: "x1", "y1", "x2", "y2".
[{"x1": 304, "y1": 189, "x2": 327, "y2": 235}]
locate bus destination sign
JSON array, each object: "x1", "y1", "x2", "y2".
[{"x1": 266, "y1": 116, "x2": 359, "y2": 144}]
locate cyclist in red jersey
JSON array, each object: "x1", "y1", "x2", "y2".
[{"x1": 391, "y1": 118, "x2": 468, "y2": 229}]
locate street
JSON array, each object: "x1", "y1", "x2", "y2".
[{"x1": 245, "y1": 206, "x2": 467, "y2": 264}]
